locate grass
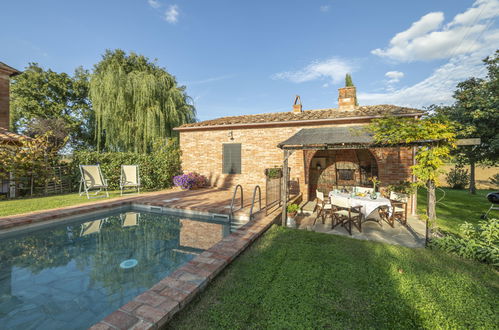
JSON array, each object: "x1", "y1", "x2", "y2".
[
  {"x1": 417, "y1": 187, "x2": 497, "y2": 235},
  {"x1": 0, "y1": 190, "x2": 138, "y2": 217},
  {"x1": 168, "y1": 226, "x2": 498, "y2": 329}
]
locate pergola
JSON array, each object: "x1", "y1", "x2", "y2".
[{"x1": 277, "y1": 125, "x2": 479, "y2": 225}]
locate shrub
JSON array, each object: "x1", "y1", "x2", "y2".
[
  {"x1": 287, "y1": 203, "x2": 300, "y2": 214},
  {"x1": 173, "y1": 172, "x2": 208, "y2": 190},
  {"x1": 430, "y1": 218, "x2": 499, "y2": 266},
  {"x1": 490, "y1": 173, "x2": 499, "y2": 187},
  {"x1": 446, "y1": 166, "x2": 469, "y2": 189},
  {"x1": 386, "y1": 181, "x2": 417, "y2": 195},
  {"x1": 70, "y1": 139, "x2": 182, "y2": 191}
]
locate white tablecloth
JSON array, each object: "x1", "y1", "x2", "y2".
[{"x1": 328, "y1": 192, "x2": 392, "y2": 219}]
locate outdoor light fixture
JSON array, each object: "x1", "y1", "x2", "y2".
[
  {"x1": 316, "y1": 164, "x2": 322, "y2": 171},
  {"x1": 228, "y1": 131, "x2": 234, "y2": 140}
]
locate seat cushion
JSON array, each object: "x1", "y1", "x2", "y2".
[
  {"x1": 323, "y1": 204, "x2": 333, "y2": 210},
  {"x1": 394, "y1": 207, "x2": 405, "y2": 213}
]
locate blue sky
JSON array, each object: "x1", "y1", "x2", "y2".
[{"x1": 2, "y1": 0, "x2": 498, "y2": 121}]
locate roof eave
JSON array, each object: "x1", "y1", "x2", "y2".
[{"x1": 174, "y1": 112, "x2": 423, "y2": 131}]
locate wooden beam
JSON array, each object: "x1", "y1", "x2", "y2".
[{"x1": 456, "y1": 138, "x2": 481, "y2": 146}]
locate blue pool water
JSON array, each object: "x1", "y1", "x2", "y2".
[{"x1": 0, "y1": 207, "x2": 230, "y2": 329}]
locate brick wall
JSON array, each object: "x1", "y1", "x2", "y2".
[
  {"x1": 0, "y1": 72, "x2": 10, "y2": 129},
  {"x1": 179, "y1": 119, "x2": 415, "y2": 213}
]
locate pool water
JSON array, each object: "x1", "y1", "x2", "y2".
[{"x1": 0, "y1": 207, "x2": 230, "y2": 329}]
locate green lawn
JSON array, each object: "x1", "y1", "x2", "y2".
[
  {"x1": 417, "y1": 188, "x2": 497, "y2": 235},
  {"x1": 0, "y1": 191, "x2": 132, "y2": 217},
  {"x1": 168, "y1": 226, "x2": 498, "y2": 329}
]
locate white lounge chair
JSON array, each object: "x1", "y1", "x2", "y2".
[
  {"x1": 80, "y1": 220, "x2": 104, "y2": 236},
  {"x1": 121, "y1": 212, "x2": 139, "y2": 227},
  {"x1": 120, "y1": 165, "x2": 141, "y2": 196},
  {"x1": 79, "y1": 165, "x2": 109, "y2": 199}
]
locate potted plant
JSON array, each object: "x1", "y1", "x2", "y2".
[
  {"x1": 286, "y1": 203, "x2": 300, "y2": 228},
  {"x1": 264, "y1": 167, "x2": 283, "y2": 179}
]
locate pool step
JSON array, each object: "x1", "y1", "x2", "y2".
[{"x1": 230, "y1": 218, "x2": 249, "y2": 231}]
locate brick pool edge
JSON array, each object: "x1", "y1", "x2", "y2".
[{"x1": 89, "y1": 213, "x2": 279, "y2": 330}]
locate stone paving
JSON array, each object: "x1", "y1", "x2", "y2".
[{"x1": 295, "y1": 205, "x2": 426, "y2": 248}]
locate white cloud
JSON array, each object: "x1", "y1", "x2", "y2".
[
  {"x1": 272, "y1": 57, "x2": 355, "y2": 84},
  {"x1": 359, "y1": 44, "x2": 495, "y2": 108},
  {"x1": 164, "y1": 5, "x2": 179, "y2": 24},
  {"x1": 148, "y1": 0, "x2": 161, "y2": 9},
  {"x1": 320, "y1": 5, "x2": 330, "y2": 12},
  {"x1": 385, "y1": 71, "x2": 404, "y2": 83},
  {"x1": 372, "y1": 0, "x2": 499, "y2": 62}
]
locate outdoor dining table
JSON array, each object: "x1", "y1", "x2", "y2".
[{"x1": 328, "y1": 191, "x2": 392, "y2": 220}]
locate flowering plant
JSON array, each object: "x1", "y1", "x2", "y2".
[
  {"x1": 368, "y1": 176, "x2": 381, "y2": 189},
  {"x1": 173, "y1": 172, "x2": 208, "y2": 190}
]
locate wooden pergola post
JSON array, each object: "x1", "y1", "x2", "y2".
[{"x1": 281, "y1": 149, "x2": 291, "y2": 226}]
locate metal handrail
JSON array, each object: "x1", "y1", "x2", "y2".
[
  {"x1": 249, "y1": 185, "x2": 262, "y2": 220},
  {"x1": 229, "y1": 184, "x2": 244, "y2": 221}
]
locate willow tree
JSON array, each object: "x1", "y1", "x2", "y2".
[{"x1": 89, "y1": 50, "x2": 196, "y2": 153}]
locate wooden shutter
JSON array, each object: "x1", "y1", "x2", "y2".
[{"x1": 222, "y1": 144, "x2": 241, "y2": 174}]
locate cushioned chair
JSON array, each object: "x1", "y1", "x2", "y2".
[
  {"x1": 330, "y1": 195, "x2": 362, "y2": 235},
  {"x1": 314, "y1": 190, "x2": 333, "y2": 225}
]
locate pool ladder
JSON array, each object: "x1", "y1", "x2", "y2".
[{"x1": 229, "y1": 185, "x2": 262, "y2": 224}]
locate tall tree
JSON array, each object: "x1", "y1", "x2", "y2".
[
  {"x1": 10, "y1": 63, "x2": 94, "y2": 149},
  {"x1": 89, "y1": 49, "x2": 196, "y2": 153},
  {"x1": 436, "y1": 50, "x2": 499, "y2": 194}
]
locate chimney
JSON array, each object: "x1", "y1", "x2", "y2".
[
  {"x1": 338, "y1": 86, "x2": 357, "y2": 111},
  {"x1": 292, "y1": 95, "x2": 302, "y2": 112},
  {"x1": 0, "y1": 62, "x2": 21, "y2": 130}
]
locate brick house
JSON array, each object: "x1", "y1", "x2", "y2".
[
  {"x1": 0, "y1": 61, "x2": 22, "y2": 197},
  {"x1": 174, "y1": 87, "x2": 424, "y2": 214}
]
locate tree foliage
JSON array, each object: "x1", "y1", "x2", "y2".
[
  {"x1": 369, "y1": 115, "x2": 457, "y2": 221},
  {"x1": 10, "y1": 64, "x2": 93, "y2": 149},
  {"x1": 0, "y1": 132, "x2": 60, "y2": 187},
  {"x1": 345, "y1": 73, "x2": 354, "y2": 87},
  {"x1": 89, "y1": 49, "x2": 196, "y2": 153},
  {"x1": 434, "y1": 50, "x2": 499, "y2": 193}
]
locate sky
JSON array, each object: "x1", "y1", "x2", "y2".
[{"x1": 2, "y1": 0, "x2": 498, "y2": 121}]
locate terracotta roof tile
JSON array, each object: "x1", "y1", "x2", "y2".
[{"x1": 177, "y1": 105, "x2": 425, "y2": 129}]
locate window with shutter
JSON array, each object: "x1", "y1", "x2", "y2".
[{"x1": 222, "y1": 143, "x2": 241, "y2": 174}]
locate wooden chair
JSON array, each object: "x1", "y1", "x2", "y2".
[
  {"x1": 330, "y1": 195, "x2": 362, "y2": 235},
  {"x1": 389, "y1": 191, "x2": 409, "y2": 225},
  {"x1": 314, "y1": 190, "x2": 333, "y2": 225}
]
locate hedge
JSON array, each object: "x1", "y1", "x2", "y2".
[{"x1": 70, "y1": 141, "x2": 182, "y2": 191}]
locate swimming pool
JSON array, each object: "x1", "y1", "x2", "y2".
[{"x1": 0, "y1": 206, "x2": 231, "y2": 329}]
